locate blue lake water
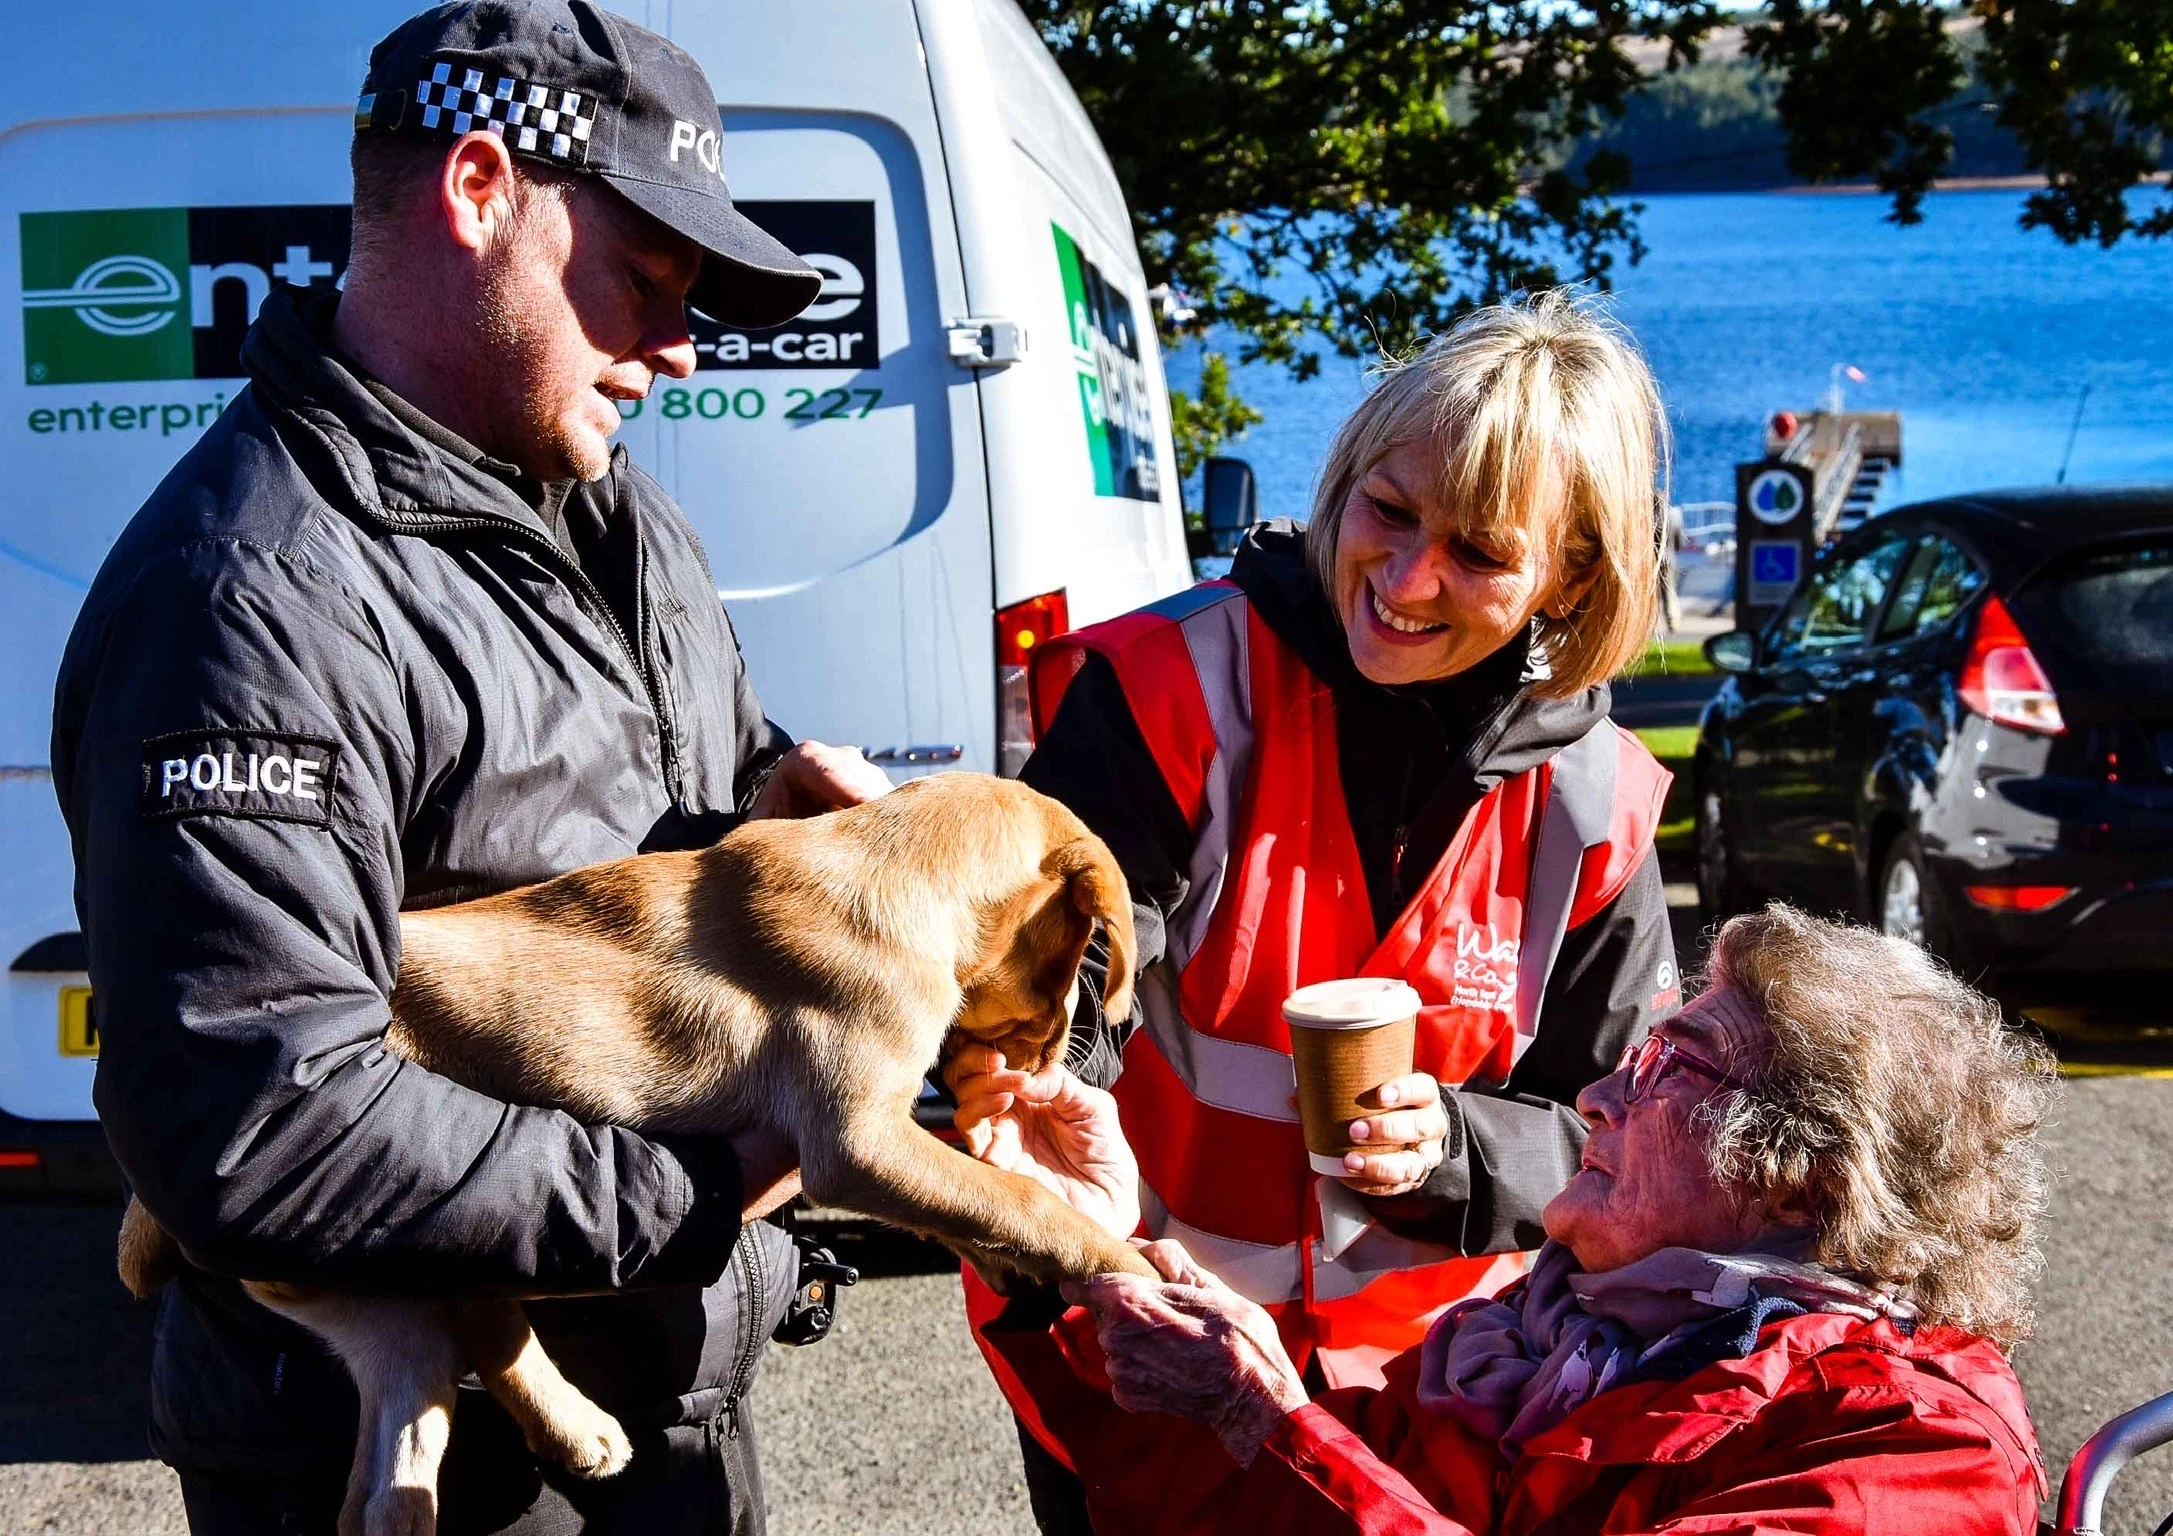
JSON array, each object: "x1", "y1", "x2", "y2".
[{"x1": 1168, "y1": 189, "x2": 2173, "y2": 520}]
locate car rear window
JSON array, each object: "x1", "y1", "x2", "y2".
[{"x1": 2010, "y1": 541, "x2": 2173, "y2": 692}]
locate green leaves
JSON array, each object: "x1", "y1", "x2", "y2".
[
  {"x1": 1020, "y1": 0, "x2": 2169, "y2": 452},
  {"x1": 1745, "y1": 0, "x2": 1965, "y2": 224},
  {"x1": 1022, "y1": 0, "x2": 1697, "y2": 375},
  {"x1": 1169, "y1": 351, "x2": 1265, "y2": 485},
  {"x1": 1980, "y1": 0, "x2": 2173, "y2": 243}
]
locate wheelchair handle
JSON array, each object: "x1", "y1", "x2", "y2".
[{"x1": 2056, "y1": 1388, "x2": 2173, "y2": 1535}]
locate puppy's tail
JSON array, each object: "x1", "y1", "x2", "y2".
[
  {"x1": 1054, "y1": 833, "x2": 1136, "y2": 1025},
  {"x1": 117, "y1": 1194, "x2": 183, "y2": 1299}
]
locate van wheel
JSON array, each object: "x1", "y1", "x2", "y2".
[{"x1": 1695, "y1": 780, "x2": 1755, "y2": 919}]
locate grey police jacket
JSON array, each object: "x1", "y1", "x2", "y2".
[{"x1": 51, "y1": 287, "x2": 797, "y2": 1471}]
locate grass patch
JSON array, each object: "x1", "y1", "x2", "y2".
[
  {"x1": 1632, "y1": 724, "x2": 1699, "y2": 857},
  {"x1": 1631, "y1": 724, "x2": 1700, "y2": 760},
  {"x1": 1627, "y1": 635, "x2": 1714, "y2": 678}
]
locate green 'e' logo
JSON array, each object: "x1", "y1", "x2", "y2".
[{"x1": 22, "y1": 209, "x2": 192, "y2": 385}]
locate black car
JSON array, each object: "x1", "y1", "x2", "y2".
[{"x1": 1694, "y1": 487, "x2": 2173, "y2": 1006}]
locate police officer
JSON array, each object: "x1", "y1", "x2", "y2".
[{"x1": 50, "y1": 3, "x2": 887, "y2": 1530}]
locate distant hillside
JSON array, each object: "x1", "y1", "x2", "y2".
[{"x1": 1569, "y1": 25, "x2": 2039, "y2": 193}]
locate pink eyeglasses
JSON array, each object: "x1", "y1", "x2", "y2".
[{"x1": 1616, "y1": 1033, "x2": 1750, "y2": 1103}]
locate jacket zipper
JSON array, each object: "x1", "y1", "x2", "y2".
[
  {"x1": 402, "y1": 511, "x2": 682, "y2": 792},
  {"x1": 722, "y1": 1225, "x2": 765, "y2": 1438}
]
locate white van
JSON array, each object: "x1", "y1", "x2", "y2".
[{"x1": 0, "y1": 0, "x2": 1192, "y2": 1187}]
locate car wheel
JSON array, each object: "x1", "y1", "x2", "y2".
[
  {"x1": 1877, "y1": 835, "x2": 1960, "y2": 966},
  {"x1": 1879, "y1": 846, "x2": 1927, "y2": 947},
  {"x1": 1695, "y1": 779, "x2": 1754, "y2": 918}
]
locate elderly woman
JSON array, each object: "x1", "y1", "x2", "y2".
[
  {"x1": 968, "y1": 907, "x2": 2055, "y2": 1535},
  {"x1": 954, "y1": 293, "x2": 1681, "y2": 1529}
]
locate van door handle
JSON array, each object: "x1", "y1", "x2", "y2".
[
  {"x1": 866, "y1": 745, "x2": 965, "y2": 765},
  {"x1": 947, "y1": 319, "x2": 1026, "y2": 369}
]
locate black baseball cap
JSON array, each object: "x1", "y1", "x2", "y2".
[{"x1": 354, "y1": 0, "x2": 822, "y2": 329}]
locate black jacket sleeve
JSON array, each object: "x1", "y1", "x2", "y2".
[
  {"x1": 720, "y1": 606, "x2": 791, "y2": 812},
  {"x1": 53, "y1": 541, "x2": 744, "y2": 1296},
  {"x1": 1018, "y1": 653, "x2": 1194, "y2": 1090},
  {"x1": 1364, "y1": 850, "x2": 1677, "y2": 1254}
]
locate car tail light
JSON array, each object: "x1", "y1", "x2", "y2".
[
  {"x1": 0, "y1": 1150, "x2": 38, "y2": 1170},
  {"x1": 1963, "y1": 885, "x2": 2077, "y2": 912},
  {"x1": 995, "y1": 589, "x2": 1069, "y2": 777},
  {"x1": 1958, "y1": 595, "x2": 2064, "y2": 735}
]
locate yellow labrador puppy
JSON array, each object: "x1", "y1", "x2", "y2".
[{"x1": 119, "y1": 771, "x2": 1150, "y2": 1536}]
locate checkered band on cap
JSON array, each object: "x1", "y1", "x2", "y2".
[{"x1": 365, "y1": 57, "x2": 599, "y2": 166}]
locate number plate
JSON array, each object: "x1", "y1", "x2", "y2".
[{"x1": 58, "y1": 986, "x2": 98, "y2": 1057}]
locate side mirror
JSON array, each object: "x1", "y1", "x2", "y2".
[
  {"x1": 1705, "y1": 630, "x2": 1758, "y2": 675},
  {"x1": 1189, "y1": 457, "x2": 1260, "y2": 560}
]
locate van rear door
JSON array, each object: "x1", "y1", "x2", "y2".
[{"x1": 664, "y1": 3, "x2": 996, "y2": 774}]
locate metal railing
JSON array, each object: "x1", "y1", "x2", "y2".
[{"x1": 2055, "y1": 1388, "x2": 2173, "y2": 1535}]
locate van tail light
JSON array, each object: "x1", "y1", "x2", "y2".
[
  {"x1": 0, "y1": 1150, "x2": 38, "y2": 1170},
  {"x1": 1958, "y1": 595, "x2": 2064, "y2": 735},
  {"x1": 995, "y1": 589, "x2": 1069, "y2": 776},
  {"x1": 1963, "y1": 884, "x2": 2077, "y2": 913}
]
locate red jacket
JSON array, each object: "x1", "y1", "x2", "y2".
[
  {"x1": 1224, "y1": 1313, "x2": 2046, "y2": 1536},
  {"x1": 982, "y1": 1310, "x2": 2045, "y2": 1536}
]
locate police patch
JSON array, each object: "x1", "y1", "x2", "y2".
[{"x1": 141, "y1": 730, "x2": 340, "y2": 828}]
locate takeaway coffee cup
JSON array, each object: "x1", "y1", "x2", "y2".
[{"x1": 1283, "y1": 978, "x2": 1423, "y2": 1178}]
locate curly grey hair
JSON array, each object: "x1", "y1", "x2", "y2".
[{"x1": 1699, "y1": 905, "x2": 2057, "y2": 1349}]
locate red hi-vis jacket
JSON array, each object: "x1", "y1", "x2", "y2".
[{"x1": 967, "y1": 582, "x2": 1671, "y2": 1455}]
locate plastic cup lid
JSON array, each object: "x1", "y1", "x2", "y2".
[{"x1": 1282, "y1": 978, "x2": 1422, "y2": 1031}]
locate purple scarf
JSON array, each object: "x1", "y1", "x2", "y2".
[{"x1": 1415, "y1": 1239, "x2": 1915, "y2": 1458}]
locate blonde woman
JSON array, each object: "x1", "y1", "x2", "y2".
[{"x1": 952, "y1": 292, "x2": 1679, "y2": 1533}]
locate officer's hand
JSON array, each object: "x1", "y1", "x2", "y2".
[
  {"x1": 1336, "y1": 1071, "x2": 1448, "y2": 1198},
  {"x1": 748, "y1": 741, "x2": 892, "y2": 820}
]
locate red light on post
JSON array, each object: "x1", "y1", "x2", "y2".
[
  {"x1": 1958, "y1": 595, "x2": 2064, "y2": 735},
  {"x1": 1963, "y1": 885, "x2": 2077, "y2": 913}
]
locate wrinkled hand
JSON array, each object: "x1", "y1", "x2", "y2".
[
  {"x1": 946, "y1": 1046, "x2": 1140, "y2": 1242},
  {"x1": 728, "y1": 1124, "x2": 802, "y2": 1222},
  {"x1": 747, "y1": 741, "x2": 892, "y2": 820},
  {"x1": 1062, "y1": 1240, "x2": 1307, "y2": 1467},
  {"x1": 1335, "y1": 1071, "x2": 1448, "y2": 1197}
]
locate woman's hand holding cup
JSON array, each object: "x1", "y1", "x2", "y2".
[
  {"x1": 1337, "y1": 1070, "x2": 1447, "y2": 1196},
  {"x1": 1283, "y1": 978, "x2": 1445, "y2": 1199}
]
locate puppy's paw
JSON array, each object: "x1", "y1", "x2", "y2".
[
  {"x1": 362, "y1": 1486, "x2": 438, "y2": 1536},
  {"x1": 1105, "y1": 1242, "x2": 1161, "y2": 1280},
  {"x1": 538, "y1": 1396, "x2": 633, "y2": 1480}
]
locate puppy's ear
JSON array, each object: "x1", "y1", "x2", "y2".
[{"x1": 1045, "y1": 835, "x2": 1135, "y2": 1024}]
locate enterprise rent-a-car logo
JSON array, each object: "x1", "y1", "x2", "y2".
[
  {"x1": 20, "y1": 205, "x2": 350, "y2": 435},
  {"x1": 685, "y1": 201, "x2": 878, "y2": 371},
  {"x1": 18, "y1": 201, "x2": 874, "y2": 440}
]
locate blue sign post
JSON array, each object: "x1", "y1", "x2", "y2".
[
  {"x1": 1734, "y1": 458, "x2": 1817, "y2": 631},
  {"x1": 1748, "y1": 541, "x2": 1800, "y2": 607}
]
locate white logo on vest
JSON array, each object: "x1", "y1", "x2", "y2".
[{"x1": 1451, "y1": 923, "x2": 1519, "y2": 1013}]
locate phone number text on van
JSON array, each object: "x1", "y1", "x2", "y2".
[{"x1": 616, "y1": 387, "x2": 883, "y2": 422}]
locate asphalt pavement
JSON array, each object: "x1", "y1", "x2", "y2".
[{"x1": 6, "y1": 888, "x2": 2172, "y2": 1534}]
